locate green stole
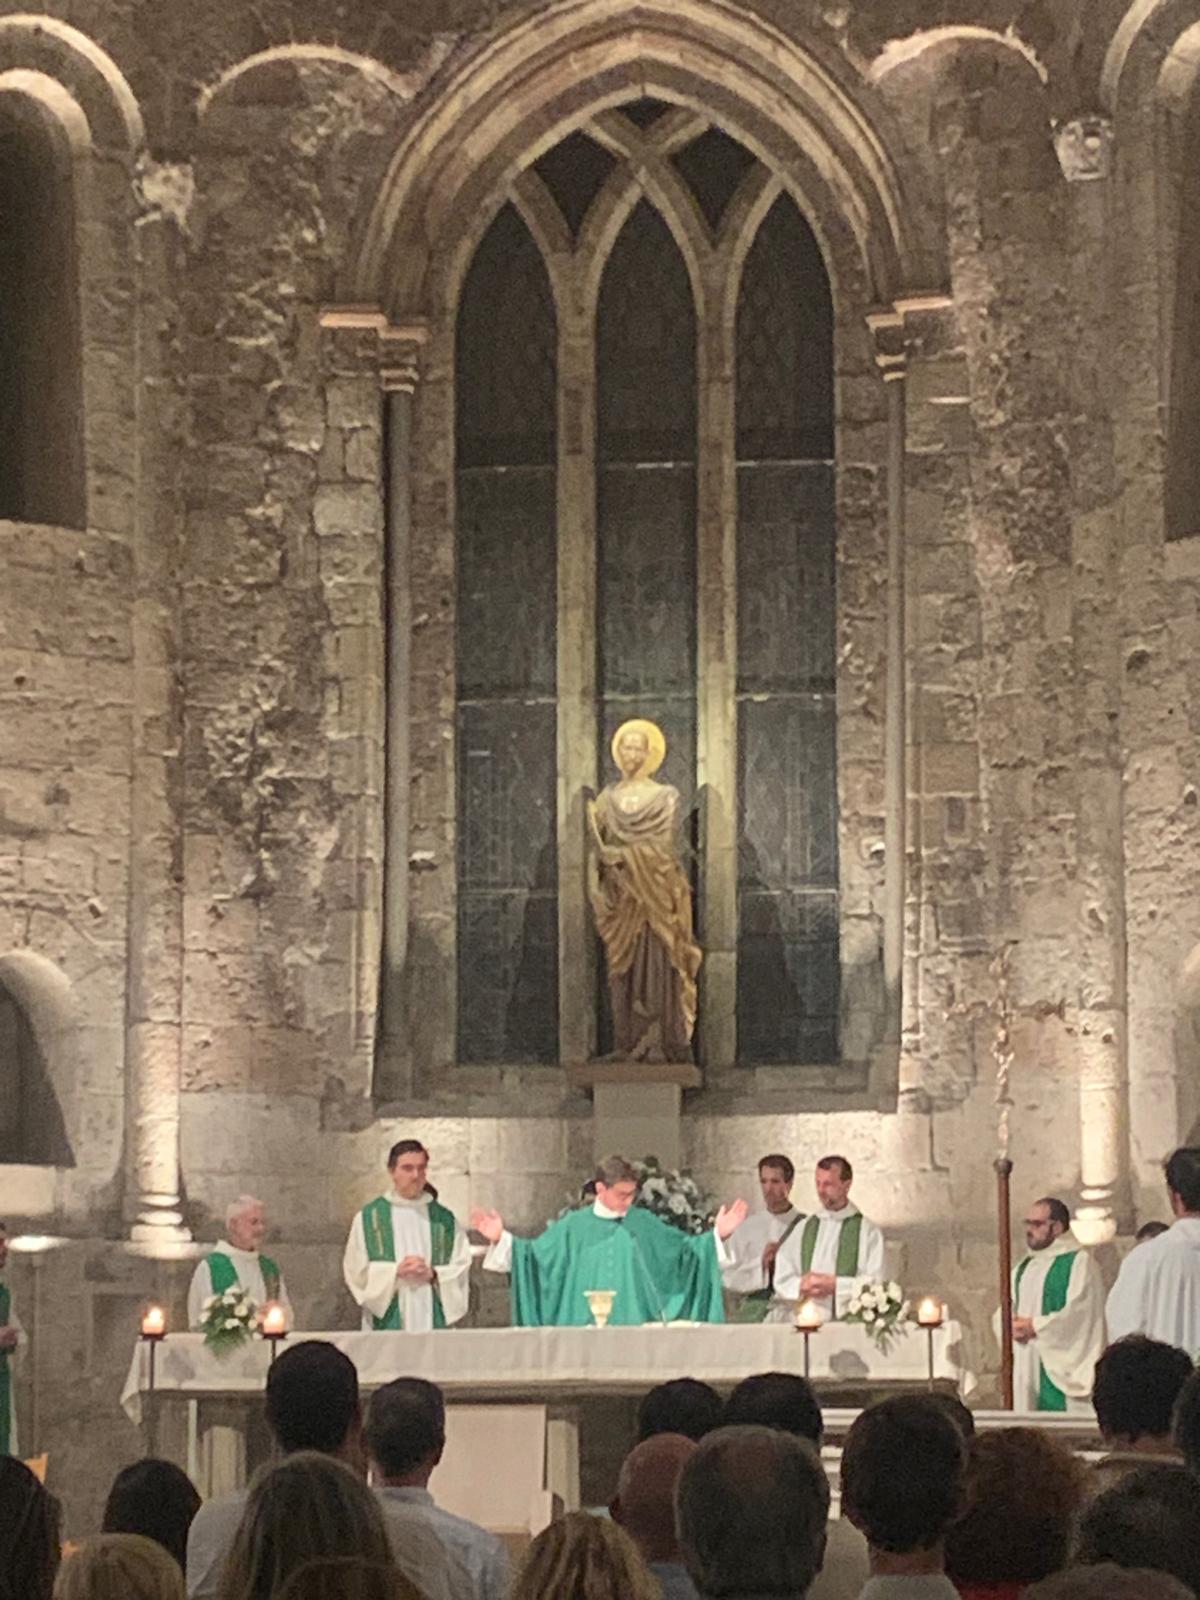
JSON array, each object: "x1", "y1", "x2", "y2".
[
  {"x1": 1014, "y1": 1249, "x2": 1076, "y2": 1412},
  {"x1": 362, "y1": 1195, "x2": 456, "y2": 1330},
  {"x1": 738, "y1": 1211, "x2": 804, "y2": 1322},
  {"x1": 0, "y1": 1283, "x2": 9, "y2": 1456},
  {"x1": 798, "y1": 1212, "x2": 863, "y2": 1319},
  {"x1": 207, "y1": 1251, "x2": 281, "y2": 1302}
]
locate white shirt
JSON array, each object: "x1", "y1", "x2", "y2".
[
  {"x1": 186, "y1": 1481, "x2": 474, "y2": 1600},
  {"x1": 343, "y1": 1194, "x2": 472, "y2": 1331},
  {"x1": 999, "y1": 1233, "x2": 1105, "y2": 1410},
  {"x1": 773, "y1": 1203, "x2": 885, "y2": 1317},
  {"x1": 378, "y1": 1484, "x2": 510, "y2": 1600},
  {"x1": 718, "y1": 1206, "x2": 801, "y2": 1294},
  {"x1": 1107, "y1": 1215, "x2": 1200, "y2": 1352},
  {"x1": 186, "y1": 1242, "x2": 294, "y2": 1331}
]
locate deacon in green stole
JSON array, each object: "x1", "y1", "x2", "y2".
[
  {"x1": 774, "y1": 1157, "x2": 885, "y2": 1319},
  {"x1": 474, "y1": 1156, "x2": 748, "y2": 1327},
  {"x1": 343, "y1": 1140, "x2": 473, "y2": 1331},
  {"x1": 1002, "y1": 1196, "x2": 1106, "y2": 1413},
  {"x1": 186, "y1": 1196, "x2": 294, "y2": 1330},
  {"x1": 0, "y1": 1225, "x2": 22, "y2": 1455}
]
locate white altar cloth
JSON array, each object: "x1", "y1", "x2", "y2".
[{"x1": 121, "y1": 1322, "x2": 971, "y2": 1425}]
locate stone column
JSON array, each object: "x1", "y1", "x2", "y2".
[
  {"x1": 127, "y1": 197, "x2": 189, "y2": 1247},
  {"x1": 1055, "y1": 118, "x2": 1129, "y2": 1244}
]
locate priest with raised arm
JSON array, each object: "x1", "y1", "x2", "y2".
[
  {"x1": 773, "y1": 1155, "x2": 884, "y2": 1318},
  {"x1": 1107, "y1": 1146, "x2": 1200, "y2": 1352},
  {"x1": 344, "y1": 1140, "x2": 472, "y2": 1331},
  {"x1": 719, "y1": 1153, "x2": 803, "y2": 1321},
  {"x1": 999, "y1": 1195, "x2": 1105, "y2": 1413},
  {"x1": 473, "y1": 1156, "x2": 747, "y2": 1326}
]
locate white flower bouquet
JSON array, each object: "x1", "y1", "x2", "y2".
[
  {"x1": 556, "y1": 1156, "x2": 716, "y2": 1235},
  {"x1": 199, "y1": 1287, "x2": 258, "y2": 1357},
  {"x1": 844, "y1": 1280, "x2": 911, "y2": 1354}
]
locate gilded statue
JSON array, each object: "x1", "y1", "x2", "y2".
[{"x1": 587, "y1": 720, "x2": 702, "y2": 1063}]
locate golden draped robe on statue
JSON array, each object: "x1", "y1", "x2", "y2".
[{"x1": 589, "y1": 782, "x2": 702, "y2": 1062}]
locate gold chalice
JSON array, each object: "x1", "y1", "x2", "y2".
[{"x1": 584, "y1": 1289, "x2": 617, "y2": 1328}]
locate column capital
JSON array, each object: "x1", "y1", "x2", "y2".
[
  {"x1": 317, "y1": 306, "x2": 430, "y2": 389},
  {"x1": 866, "y1": 295, "x2": 956, "y2": 382},
  {"x1": 1054, "y1": 116, "x2": 1115, "y2": 183}
]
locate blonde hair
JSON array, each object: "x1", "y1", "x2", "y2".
[
  {"x1": 514, "y1": 1512, "x2": 660, "y2": 1600},
  {"x1": 54, "y1": 1534, "x2": 184, "y2": 1600},
  {"x1": 216, "y1": 1453, "x2": 395, "y2": 1600}
]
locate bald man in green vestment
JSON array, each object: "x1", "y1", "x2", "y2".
[{"x1": 473, "y1": 1156, "x2": 747, "y2": 1326}]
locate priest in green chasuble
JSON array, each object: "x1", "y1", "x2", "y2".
[
  {"x1": 187, "y1": 1195, "x2": 293, "y2": 1330},
  {"x1": 0, "y1": 1223, "x2": 23, "y2": 1456},
  {"x1": 473, "y1": 1156, "x2": 747, "y2": 1326},
  {"x1": 344, "y1": 1140, "x2": 472, "y2": 1331},
  {"x1": 999, "y1": 1195, "x2": 1105, "y2": 1413}
]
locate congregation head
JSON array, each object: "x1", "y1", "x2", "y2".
[
  {"x1": 1164, "y1": 1147, "x2": 1200, "y2": 1215},
  {"x1": 636, "y1": 1377, "x2": 723, "y2": 1442},
  {"x1": 365, "y1": 1377, "x2": 446, "y2": 1481},
  {"x1": 1172, "y1": 1367, "x2": 1200, "y2": 1472},
  {"x1": 723, "y1": 1371, "x2": 823, "y2": 1444},
  {"x1": 265, "y1": 1340, "x2": 360, "y2": 1457},
  {"x1": 101, "y1": 1457, "x2": 202, "y2": 1570},
  {"x1": 1026, "y1": 1565, "x2": 1194, "y2": 1600},
  {"x1": 594, "y1": 1155, "x2": 639, "y2": 1214},
  {"x1": 611, "y1": 1433, "x2": 696, "y2": 1564},
  {"x1": 840, "y1": 1395, "x2": 966, "y2": 1555},
  {"x1": 0, "y1": 1455, "x2": 60, "y2": 1600},
  {"x1": 1092, "y1": 1336, "x2": 1194, "y2": 1449},
  {"x1": 676, "y1": 1424, "x2": 829, "y2": 1600},
  {"x1": 512, "y1": 1509, "x2": 659, "y2": 1600},
  {"x1": 815, "y1": 1156, "x2": 853, "y2": 1210},
  {"x1": 274, "y1": 1560, "x2": 424, "y2": 1600},
  {"x1": 944, "y1": 1427, "x2": 1085, "y2": 1590},
  {"x1": 217, "y1": 1452, "x2": 394, "y2": 1600},
  {"x1": 225, "y1": 1195, "x2": 266, "y2": 1252},
  {"x1": 54, "y1": 1534, "x2": 184, "y2": 1600},
  {"x1": 1137, "y1": 1220, "x2": 1170, "y2": 1245},
  {"x1": 1075, "y1": 1462, "x2": 1200, "y2": 1595}
]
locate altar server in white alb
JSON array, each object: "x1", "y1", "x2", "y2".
[
  {"x1": 343, "y1": 1140, "x2": 472, "y2": 1331},
  {"x1": 1000, "y1": 1195, "x2": 1105, "y2": 1413},
  {"x1": 187, "y1": 1195, "x2": 294, "y2": 1331},
  {"x1": 718, "y1": 1152, "x2": 804, "y2": 1320},
  {"x1": 1108, "y1": 1146, "x2": 1200, "y2": 1353},
  {"x1": 774, "y1": 1155, "x2": 884, "y2": 1318}
]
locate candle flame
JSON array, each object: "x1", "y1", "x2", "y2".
[
  {"x1": 795, "y1": 1299, "x2": 824, "y2": 1332},
  {"x1": 261, "y1": 1303, "x2": 286, "y2": 1336},
  {"x1": 917, "y1": 1296, "x2": 944, "y2": 1327},
  {"x1": 141, "y1": 1305, "x2": 166, "y2": 1336}
]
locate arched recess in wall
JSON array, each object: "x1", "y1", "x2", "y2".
[
  {"x1": 353, "y1": 1, "x2": 943, "y2": 1092},
  {"x1": 0, "y1": 951, "x2": 75, "y2": 1166},
  {"x1": 0, "y1": 19, "x2": 143, "y2": 532}
]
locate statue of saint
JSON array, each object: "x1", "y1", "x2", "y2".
[{"x1": 587, "y1": 719, "x2": 702, "y2": 1063}]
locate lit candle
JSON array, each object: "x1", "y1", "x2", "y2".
[
  {"x1": 916, "y1": 1296, "x2": 944, "y2": 1328},
  {"x1": 141, "y1": 1305, "x2": 166, "y2": 1338},
  {"x1": 261, "y1": 1302, "x2": 286, "y2": 1337},
  {"x1": 795, "y1": 1299, "x2": 824, "y2": 1332}
]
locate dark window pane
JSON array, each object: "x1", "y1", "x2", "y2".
[
  {"x1": 737, "y1": 464, "x2": 836, "y2": 693},
  {"x1": 671, "y1": 128, "x2": 759, "y2": 233},
  {"x1": 598, "y1": 464, "x2": 696, "y2": 701},
  {"x1": 455, "y1": 207, "x2": 559, "y2": 1062},
  {"x1": 736, "y1": 195, "x2": 833, "y2": 462},
  {"x1": 533, "y1": 131, "x2": 618, "y2": 240},
  {"x1": 620, "y1": 98, "x2": 674, "y2": 131}
]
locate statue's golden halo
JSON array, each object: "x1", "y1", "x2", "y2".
[{"x1": 611, "y1": 719, "x2": 667, "y2": 778}]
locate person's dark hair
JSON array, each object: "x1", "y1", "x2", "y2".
[
  {"x1": 1172, "y1": 1368, "x2": 1200, "y2": 1471},
  {"x1": 365, "y1": 1378, "x2": 446, "y2": 1479},
  {"x1": 1076, "y1": 1464, "x2": 1200, "y2": 1595},
  {"x1": 817, "y1": 1155, "x2": 852, "y2": 1183},
  {"x1": 595, "y1": 1156, "x2": 639, "y2": 1187},
  {"x1": 386, "y1": 1140, "x2": 428, "y2": 1171},
  {"x1": 1165, "y1": 1148, "x2": 1200, "y2": 1213},
  {"x1": 1137, "y1": 1221, "x2": 1170, "y2": 1244},
  {"x1": 922, "y1": 1391, "x2": 976, "y2": 1439},
  {"x1": 945, "y1": 1428, "x2": 1085, "y2": 1587},
  {"x1": 841, "y1": 1396, "x2": 966, "y2": 1554},
  {"x1": 102, "y1": 1458, "x2": 202, "y2": 1569},
  {"x1": 758, "y1": 1154, "x2": 795, "y2": 1185},
  {"x1": 265, "y1": 1341, "x2": 360, "y2": 1455},
  {"x1": 637, "y1": 1378, "x2": 723, "y2": 1443},
  {"x1": 0, "y1": 1457, "x2": 60, "y2": 1600},
  {"x1": 723, "y1": 1372, "x2": 823, "y2": 1444},
  {"x1": 1036, "y1": 1197, "x2": 1071, "y2": 1230},
  {"x1": 677, "y1": 1425, "x2": 829, "y2": 1599},
  {"x1": 1093, "y1": 1337, "x2": 1194, "y2": 1444},
  {"x1": 1026, "y1": 1565, "x2": 1193, "y2": 1600}
]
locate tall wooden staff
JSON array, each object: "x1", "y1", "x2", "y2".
[{"x1": 992, "y1": 947, "x2": 1015, "y2": 1410}]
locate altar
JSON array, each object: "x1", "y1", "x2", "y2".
[{"x1": 121, "y1": 1322, "x2": 972, "y2": 1512}]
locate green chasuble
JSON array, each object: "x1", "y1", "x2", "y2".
[
  {"x1": 0, "y1": 1283, "x2": 11, "y2": 1456},
  {"x1": 207, "y1": 1251, "x2": 281, "y2": 1301},
  {"x1": 509, "y1": 1206, "x2": 725, "y2": 1327},
  {"x1": 1014, "y1": 1249, "x2": 1075, "y2": 1412},
  {"x1": 362, "y1": 1195, "x2": 458, "y2": 1330}
]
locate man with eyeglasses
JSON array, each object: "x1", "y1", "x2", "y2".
[{"x1": 999, "y1": 1196, "x2": 1106, "y2": 1413}]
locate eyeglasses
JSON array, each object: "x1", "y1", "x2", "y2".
[{"x1": 1024, "y1": 1219, "x2": 1052, "y2": 1228}]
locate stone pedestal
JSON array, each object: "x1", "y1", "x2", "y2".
[{"x1": 591, "y1": 1079, "x2": 690, "y2": 1168}]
